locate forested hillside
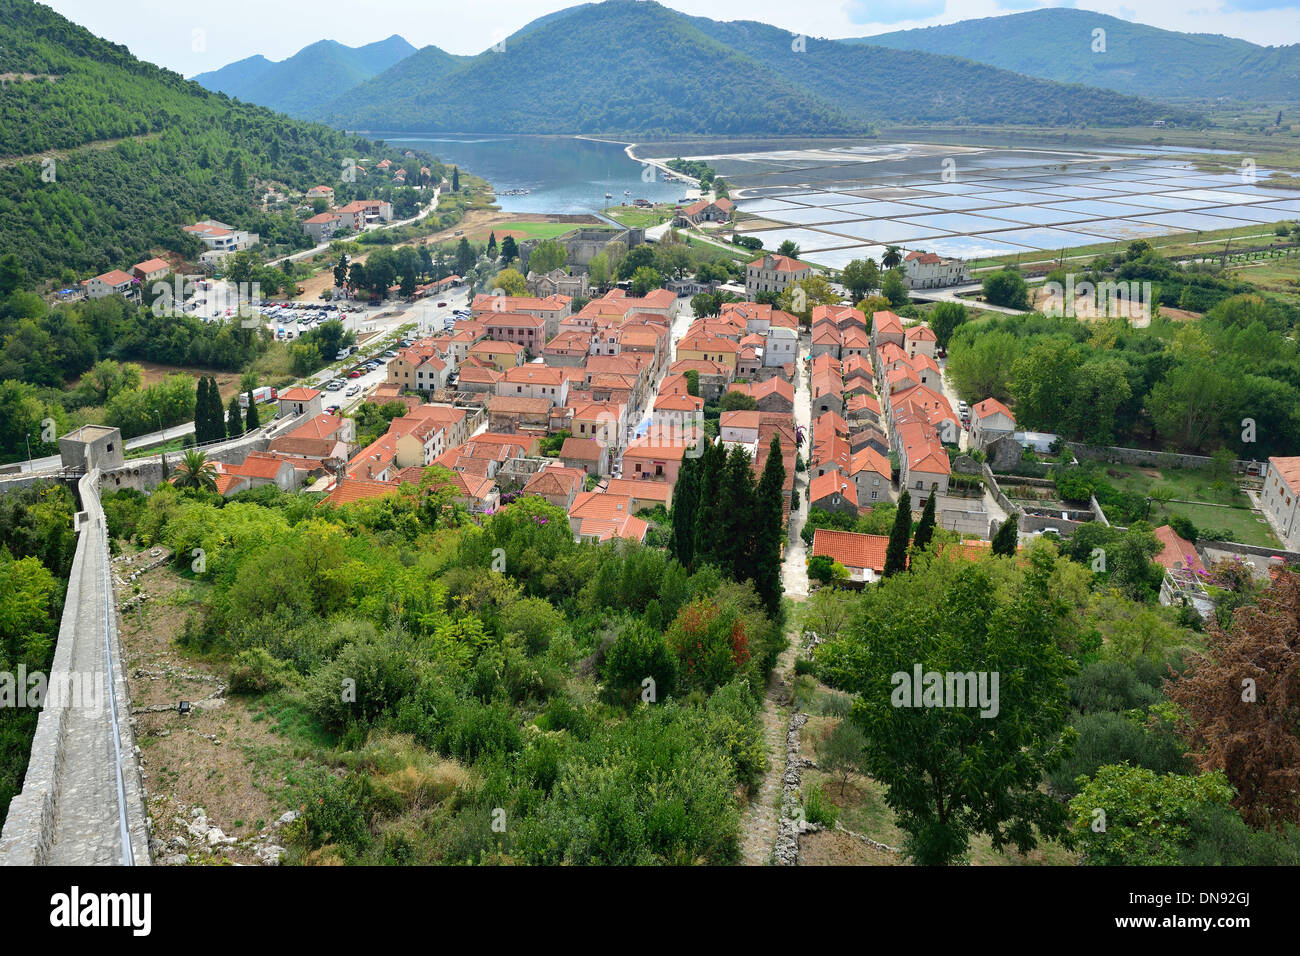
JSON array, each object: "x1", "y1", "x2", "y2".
[
  {"x1": 311, "y1": 1, "x2": 861, "y2": 135},
  {"x1": 857, "y1": 8, "x2": 1300, "y2": 105},
  {"x1": 687, "y1": 14, "x2": 1182, "y2": 128},
  {"x1": 0, "y1": 0, "x2": 436, "y2": 285},
  {"x1": 192, "y1": 36, "x2": 421, "y2": 115},
  {"x1": 315, "y1": 0, "x2": 1178, "y2": 134}
]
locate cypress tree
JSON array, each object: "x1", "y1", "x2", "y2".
[
  {"x1": 991, "y1": 517, "x2": 1019, "y2": 556},
  {"x1": 693, "y1": 440, "x2": 723, "y2": 569},
  {"x1": 671, "y1": 453, "x2": 700, "y2": 568},
  {"x1": 753, "y1": 435, "x2": 787, "y2": 612},
  {"x1": 912, "y1": 493, "x2": 937, "y2": 555},
  {"x1": 883, "y1": 490, "x2": 912, "y2": 578},
  {"x1": 717, "y1": 446, "x2": 756, "y2": 580},
  {"x1": 226, "y1": 396, "x2": 244, "y2": 439},
  {"x1": 192, "y1": 378, "x2": 208, "y2": 443},
  {"x1": 244, "y1": 390, "x2": 261, "y2": 431},
  {"x1": 197, "y1": 377, "x2": 218, "y2": 444},
  {"x1": 209, "y1": 378, "x2": 225, "y2": 442}
]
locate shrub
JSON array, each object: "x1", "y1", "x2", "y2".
[
  {"x1": 601, "y1": 621, "x2": 678, "y2": 706},
  {"x1": 803, "y1": 784, "x2": 839, "y2": 827},
  {"x1": 228, "y1": 647, "x2": 293, "y2": 694}
]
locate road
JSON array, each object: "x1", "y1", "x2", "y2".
[{"x1": 265, "y1": 187, "x2": 441, "y2": 269}]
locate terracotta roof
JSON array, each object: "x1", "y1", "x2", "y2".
[
  {"x1": 605, "y1": 478, "x2": 671, "y2": 501},
  {"x1": 489, "y1": 395, "x2": 552, "y2": 415},
  {"x1": 322, "y1": 479, "x2": 400, "y2": 507},
  {"x1": 720, "y1": 410, "x2": 762, "y2": 431},
  {"x1": 655, "y1": 393, "x2": 704, "y2": 412},
  {"x1": 1271, "y1": 456, "x2": 1300, "y2": 489},
  {"x1": 809, "y1": 471, "x2": 859, "y2": 507},
  {"x1": 278, "y1": 387, "x2": 321, "y2": 402},
  {"x1": 813, "y1": 529, "x2": 889, "y2": 572},
  {"x1": 523, "y1": 466, "x2": 584, "y2": 498},
  {"x1": 560, "y1": 437, "x2": 604, "y2": 461},
  {"x1": 133, "y1": 257, "x2": 170, "y2": 273},
  {"x1": 1153, "y1": 525, "x2": 1204, "y2": 572},
  {"x1": 872, "y1": 310, "x2": 904, "y2": 334},
  {"x1": 748, "y1": 254, "x2": 806, "y2": 272},
  {"x1": 973, "y1": 397, "x2": 1015, "y2": 421},
  {"x1": 905, "y1": 324, "x2": 937, "y2": 341},
  {"x1": 228, "y1": 451, "x2": 289, "y2": 481}
]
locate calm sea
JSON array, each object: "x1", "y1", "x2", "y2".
[{"x1": 378, "y1": 134, "x2": 689, "y2": 215}]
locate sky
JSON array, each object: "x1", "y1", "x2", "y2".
[{"x1": 39, "y1": 0, "x2": 1300, "y2": 76}]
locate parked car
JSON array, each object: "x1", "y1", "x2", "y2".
[
  {"x1": 347, "y1": 370, "x2": 362, "y2": 379},
  {"x1": 437, "y1": 301, "x2": 448, "y2": 307},
  {"x1": 344, "y1": 385, "x2": 360, "y2": 397}
]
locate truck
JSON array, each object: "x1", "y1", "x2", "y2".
[{"x1": 238, "y1": 386, "x2": 277, "y2": 408}]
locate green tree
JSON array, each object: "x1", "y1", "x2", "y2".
[
  {"x1": 452, "y1": 167, "x2": 460, "y2": 192},
  {"x1": 333, "y1": 253, "x2": 349, "y2": 289},
  {"x1": 883, "y1": 490, "x2": 911, "y2": 577},
  {"x1": 670, "y1": 453, "x2": 700, "y2": 568},
  {"x1": 820, "y1": 550, "x2": 1078, "y2": 865},
  {"x1": 454, "y1": 237, "x2": 477, "y2": 276},
  {"x1": 528, "y1": 238, "x2": 567, "y2": 276},
  {"x1": 991, "y1": 516, "x2": 1018, "y2": 556},
  {"x1": 752, "y1": 435, "x2": 786, "y2": 613},
  {"x1": 244, "y1": 391, "x2": 261, "y2": 432},
  {"x1": 841, "y1": 258, "x2": 879, "y2": 300},
  {"x1": 776, "y1": 239, "x2": 800, "y2": 258},
  {"x1": 629, "y1": 266, "x2": 662, "y2": 297},
  {"x1": 490, "y1": 267, "x2": 527, "y2": 297},
  {"x1": 881, "y1": 245, "x2": 903, "y2": 270},
  {"x1": 816, "y1": 718, "x2": 868, "y2": 795},
  {"x1": 500, "y1": 235, "x2": 519, "y2": 265},
  {"x1": 981, "y1": 268, "x2": 1030, "y2": 310},
  {"x1": 486, "y1": 231, "x2": 497, "y2": 258},
  {"x1": 1069, "y1": 765, "x2": 1235, "y2": 866},
  {"x1": 911, "y1": 493, "x2": 936, "y2": 555},
  {"x1": 927, "y1": 301, "x2": 967, "y2": 349},
  {"x1": 172, "y1": 449, "x2": 218, "y2": 492},
  {"x1": 226, "y1": 396, "x2": 243, "y2": 439},
  {"x1": 881, "y1": 269, "x2": 909, "y2": 309},
  {"x1": 587, "y1": 251, "x2": 610, "y2": 289}
]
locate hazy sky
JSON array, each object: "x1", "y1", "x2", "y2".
[{"x1": 40, "y1": 0, "x2": 1300, "y2": 76}]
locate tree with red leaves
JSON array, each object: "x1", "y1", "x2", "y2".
[{"x1": 1167, "y1": 570, "x2": 1300, "y2": 828}]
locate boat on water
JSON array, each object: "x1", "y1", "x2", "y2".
[{"x1": 604, "y1": 192, "x2": 612, "y2": 199}]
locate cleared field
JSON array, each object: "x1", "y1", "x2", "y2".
[{"x1": 1097, "y1": 463, "x2": 1280, "y2": 547}]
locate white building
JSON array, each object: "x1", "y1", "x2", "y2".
[
  {"x1": 1261, "y1": 456, "x2": 1300, "y2": 550},
  {"x1": 901, "y1": 251, "x2": 970, "y2": 289}
]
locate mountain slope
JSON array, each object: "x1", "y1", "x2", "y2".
[
  {"x1": 316, "y1": 0, "x2": 1180, "y2": 135},
  {"x1": 0, "y1": 0, "x2": 437, "y2": 284},
  {"x1": 854, "y1": 8, "x2": 1300, "y2": 104},
  {"x1": 311, "y1": 0, "x2": 866, "y2": 135},
  {"x1": 192, "y1": 35, "x2": 421, "y2": 114},
  {"x1": 686, "y1": 14, "x2": 1178, "y2": 127}
]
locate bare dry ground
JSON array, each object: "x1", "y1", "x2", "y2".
[{"x1": 117, "y1": 551, "x2": 314, "y2": 865}]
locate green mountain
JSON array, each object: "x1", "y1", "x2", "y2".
[
  {"x1": 0, "y1": 0, "x2": 437, "y2": 285},
  {"x1": 311, "y1": 0, "x2": 861, "y2": 135},
  {"x1": 854, "y1": 8, "x2": 1300, "y2": 104},
  {"x1": 684, "y1": 13, "x2": 1177, "y2": 128},
  {"x1": 314, "y1": 0, "x2": 1178, "y2": 135},
  {"x1": 192, "y1": 35, "x2": 423, "y2": 114}
]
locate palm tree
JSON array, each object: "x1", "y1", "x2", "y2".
[
  {"x1": 882, "y1": 245, "x2": 903, "y2": 270},
  {"x1": 172, "y1": 449, "x2": 218, "y2": 492}
]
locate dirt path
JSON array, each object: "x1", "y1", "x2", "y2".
[{"x1": 739, "y1": 636, "x2": 798, "y2": 865}]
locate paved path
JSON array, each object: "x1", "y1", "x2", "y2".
[{"x1": 45, "y1": 509, "x2": 131, "y2": 865}]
